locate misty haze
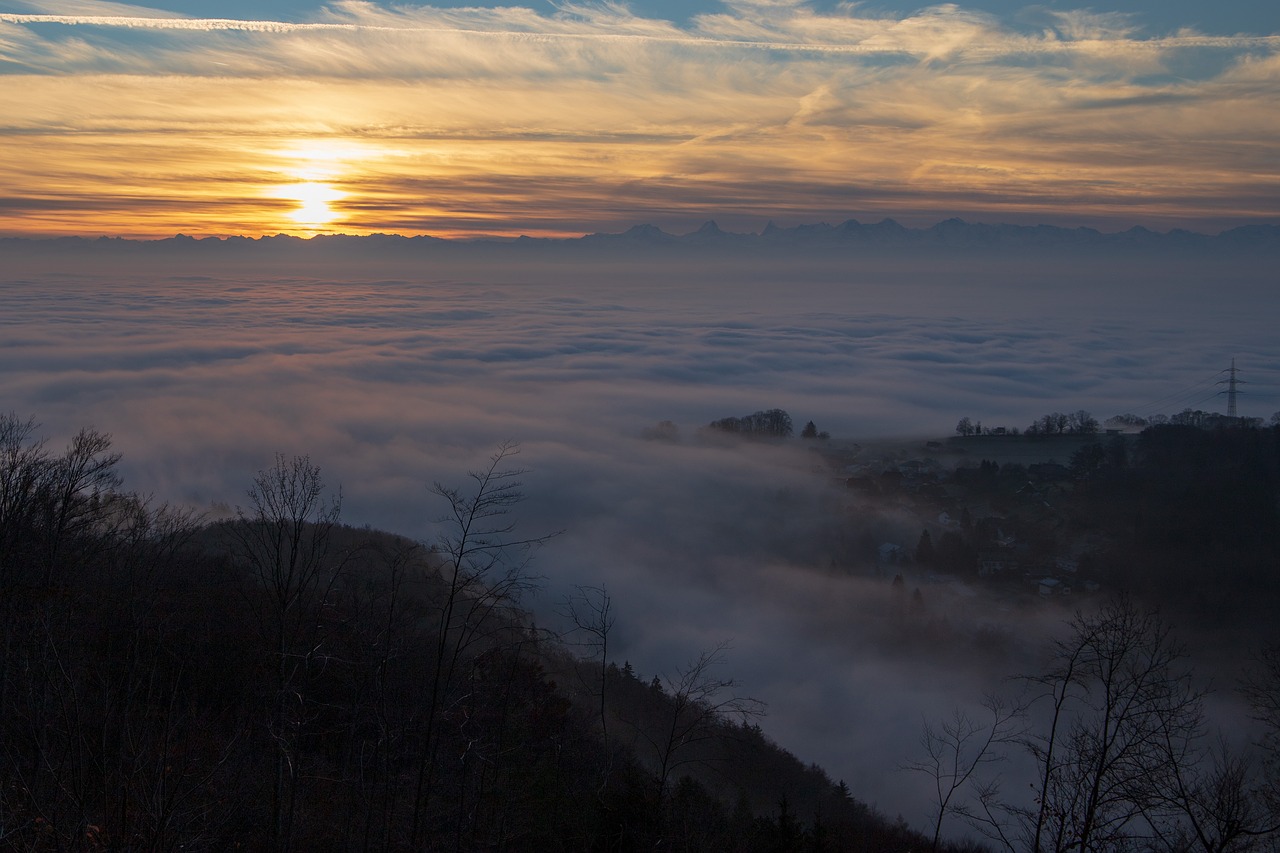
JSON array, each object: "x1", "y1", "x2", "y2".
[{"x1": 3, "y1": 230, "x2": 1280, "y2": 849}]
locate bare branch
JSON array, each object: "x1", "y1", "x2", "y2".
[{"x1": 904, "y1": 693, "x2": 1026, "y2": 851}]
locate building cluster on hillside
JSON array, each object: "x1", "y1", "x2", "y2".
[{"x1": 845, "y1": 436, "x2": 1113, "y2": 600}]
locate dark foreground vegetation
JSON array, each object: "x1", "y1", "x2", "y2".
[
  {"x1": 7, "y1": 409, "x2": 1280, "y2": 852},
  {"x1": 932, "y1": 422, "x2": 1280, "y2": 624},
  {"x1": 892, "y1": 421, "x2": 1280, "y2": 851},
  {"x1": 0, "y1": 414, "x2": 942, "y2": 852},
  {"x1": 907, "y1": 596, "x2": 1280, "y2": 853}
]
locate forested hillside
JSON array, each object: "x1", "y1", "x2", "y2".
[
  {"x1": 933, "y1": 423, "x2": 1280, "y2": 623},
  {"x1": 8, "y1": 410, "x2": 1280, "y2": 851},
  {"x1": 0, "y1": 415, "x2": 943, "y2": 852}
]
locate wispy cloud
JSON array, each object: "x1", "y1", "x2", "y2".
[
  {"x1": 0, "y1": 0, "x2": 1276, "y2": 236},
  {"x1": 0, "y1": 13, "x2": 352, "y2": 30},
  {"x1": 6, "y1": 2, "x2": 1277, "y2": 64}
]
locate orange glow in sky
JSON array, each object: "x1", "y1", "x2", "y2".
[{"x1": 0, "y1": 6, "x2": 1276, "y2": 237}]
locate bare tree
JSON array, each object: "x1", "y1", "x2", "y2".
[
  {"x1": 0, "y1": 414, "x2": 49, "y2": 586},
  {"x1": 1146, "y1": 737, "x2": 1280, "y2": 853},
  {"x1": 229, "y1": 453, "x2": 343, "y2": 853},
  {"x1": 334, "y1": 536, "x2": 425, "y2": 852},
  {"x1": 1018, "y1": 598, "x2": 1205, "y2": 853},
  {"x1": 0, "y1": 414, "x2": 52, "y2": 738},
  {"x1": 0, "y1": 419, "x2": 246, "y2": 851},
  {"x1": 561, "y1": 584, "x2": 617, "y2": 792},
  {"x1": 628, "y1": 642, "x2": 765, "y2": 835},
  {"x1": 408, "y1": 442, "x2": 556, "y2": 847},
  {"x1": 1243, "y1": 644, "x2": 1280, "y2": 764},
  {"x1": 904, "y1": 694, "x2": 1024, "y2": 851},
  {"x1": 38, "y1": 426, "x2": 121, "y2": 583},
  {"x1": 0, "y1": 415, "x2": 122, "y2": 588},
  {"x1": 1220, "y1": 642, "x2": 1280, "y2": 848},
  {"x1": 940, "y1": 605, "x2": 1280, "y2": 853}
]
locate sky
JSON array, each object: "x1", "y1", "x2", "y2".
[{"x1": 1, "y1": 0, "x2": 1277, "y2": 237}]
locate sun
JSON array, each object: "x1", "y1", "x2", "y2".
[
  {"x1": 267, "y1": 142, "x2": 364, "y2": 232},
  {"x1": 266, "y1": 139, "x2": 403, "y2": 233},
  {"x1": 285, "y1": 181, "x2": 344, "y2": 228}
]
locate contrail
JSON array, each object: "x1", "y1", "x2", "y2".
[
  {"x1": 2, "y1": 12, "x2": 1276, "y2": 57},
  {"x1": 0, "y1": 14, "x2": 355, "y2": 31}
]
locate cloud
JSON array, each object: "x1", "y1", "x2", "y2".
[
  {"x1": 7, "y1": 1, "x2": 1276, "y2": 68},
  {"x1": 0, "y1": 1, "x2": 1277, "y2": 235},
  {"x1": 2, "y1": 247, "x2": 1277, "y2": 828}
]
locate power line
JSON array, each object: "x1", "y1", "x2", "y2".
[
  {"x1": 1131, "y1": 361, "x2": 1251, "y2": 420},
  {"x1": 1133, "y1": 372, "x2": 1223, "y2": 416}
]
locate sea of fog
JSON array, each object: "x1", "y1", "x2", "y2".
[{"x1": 2, "y1": 247, "x2": 1277, "y2": 833}]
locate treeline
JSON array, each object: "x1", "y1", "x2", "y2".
[
  {"x1": 702, "y1": 408, "x2": 830, "y2": 440},
  {"x1": 0, "y1": 415, "x2": 942, "y2": 852},
  {"x1": 957, "y1": 408, "x2": 1277, "y2": 438},
  {"x1": 1108, "y1": 410, "x2": 1274, "y2": 430},
  {"x1": 955, "y1": 410, "x2": 1099, "y2": 437},
  {"x1": 707, "y1": 408, "x2": 797, "y2": 438}
]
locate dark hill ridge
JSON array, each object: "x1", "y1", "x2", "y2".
[
  {"x1": 3, "y1": 218, "x2": 1279, "y2": 258},
  {"x1": 0, "y1": 420, "x2": 946, "y2": 851}
]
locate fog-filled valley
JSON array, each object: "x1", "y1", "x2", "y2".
[{"x1": 3, "y1": 236, "x2": 1280, "y2": 850}]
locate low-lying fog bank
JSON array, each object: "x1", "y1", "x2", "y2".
[{"x1": 3, "y1": 249, "x2": 1276, "y2": 833}]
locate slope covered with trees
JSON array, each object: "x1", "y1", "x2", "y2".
[
  {"x1": 10, "y1": 411, "x2": 1280, "y2": 851},
  {"x1": 0, "y1": 414, "x2": 943, "y2": 852}
]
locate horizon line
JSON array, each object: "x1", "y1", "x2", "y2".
[{"x1": 4, "y1": 216, "x2": 1279, "y2": 245}]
